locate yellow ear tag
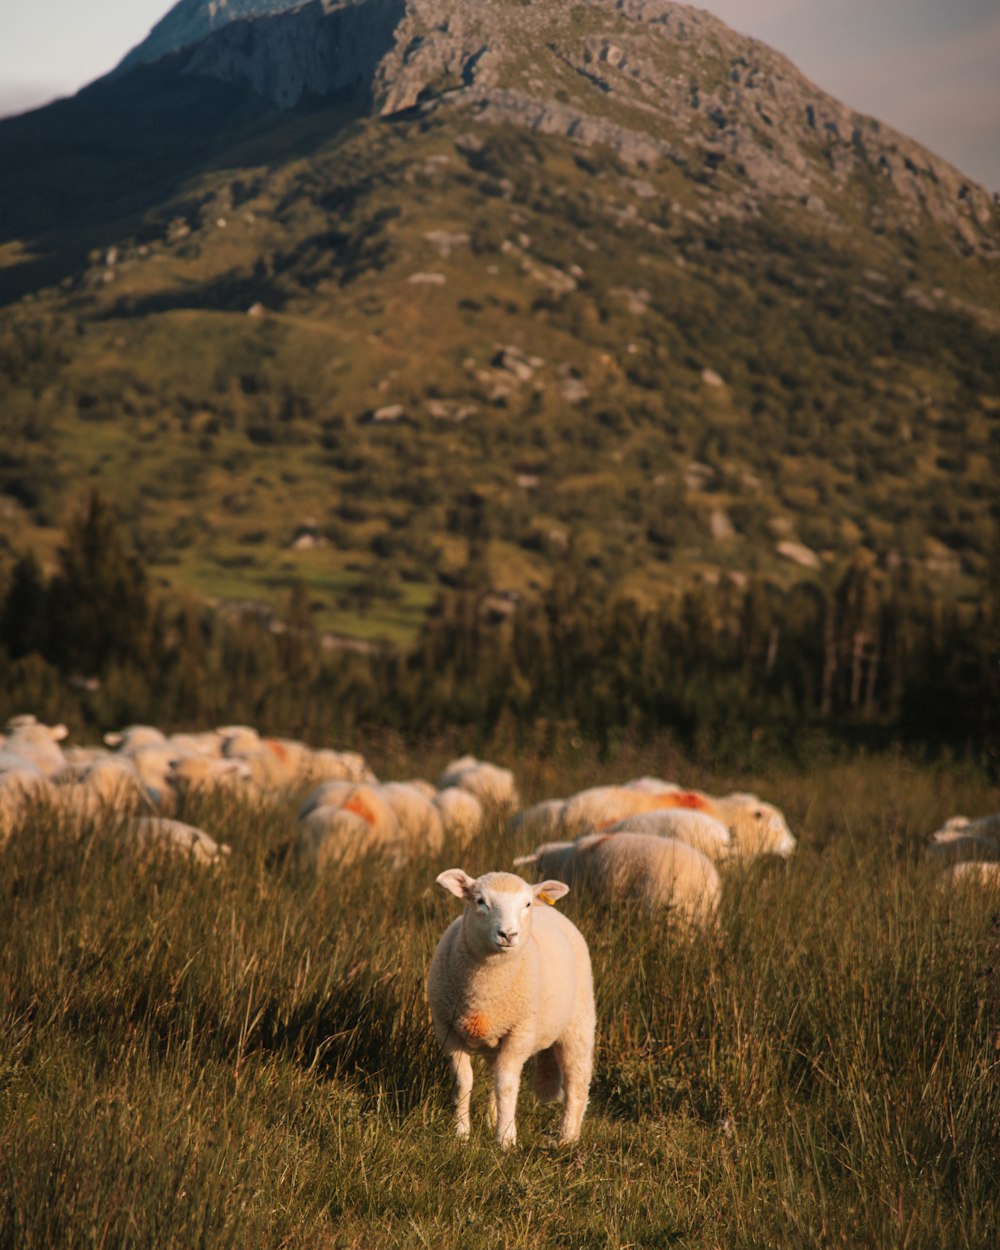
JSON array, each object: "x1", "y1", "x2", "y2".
[{"x1": 537, "y1": 891, "x2": 555, "y2": 905}]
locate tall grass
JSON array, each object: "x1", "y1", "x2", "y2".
[{"x1": 2, "y1": 751, "x2": 998, "y2": 1248}]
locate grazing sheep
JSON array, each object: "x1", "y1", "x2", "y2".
[
  {"x1": 603, "y1": 808, "x2": 732, "y2": 862},
  {"x1": 128, "y1": 817, "x2": 230, "y2": 866},
  {"x1": 433, "y1": 787, "x2": 485, "y2": 845},
  {"x1": 517, "y1": 833, "x2": 721, "y2": 925},
  {"x1": 167, "y1": 754, "x2": 253, "y2": 800},
  {"x1": 438, "y1": 756, "x2": 520, "y2": 814},
  {"x1": 428, "y1": 868, "x2": 595, "y2": 1147}
]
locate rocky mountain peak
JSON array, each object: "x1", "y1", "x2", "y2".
[{"x1": 109, "y1": 0, "x2": 996, "y2": 254}]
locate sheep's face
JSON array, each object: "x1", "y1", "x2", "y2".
[
  {"x1": 437, "y1": 869, "x2": 569, "y2": 955},
  {"x1": 726, "y1": 794, "x2": 797, "y2": 857}
]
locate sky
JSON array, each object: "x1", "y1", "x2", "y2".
[{"x1": 0, "y1": 0, "x2": 997, "y2": 189}]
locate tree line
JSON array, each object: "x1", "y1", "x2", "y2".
[{"x1": 0, "y1": 493, "x2": 996, "y2": 765}]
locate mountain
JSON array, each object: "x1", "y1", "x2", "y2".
[{"x1": 0, "y1": 0, "x2": 996, "y2": 643}]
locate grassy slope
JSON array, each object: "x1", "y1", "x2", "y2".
[
  {"x1": 1, "y1": 96, "x2": 997, "y2": 642},
  {"x1": 2, "y1": 749, "x2": 998, "y2": 1249}
]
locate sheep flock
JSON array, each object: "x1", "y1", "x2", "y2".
[{"x1": 3, "y1": 711, "x2": 998, "y2": 1147}]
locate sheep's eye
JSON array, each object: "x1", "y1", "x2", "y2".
[
  {"x1": 753, "y1": 810, "x2": 763, "y2": 819},
  {"x1": 475, "y1": 896, "x2": 487, "y2": 909}
]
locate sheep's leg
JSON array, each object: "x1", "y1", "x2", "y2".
[
  {"x1": 492, "y1": 1054, "x2": 526, "y2": 1148},
  {"x1": 555, "y1": 1035, "x2": 593, "y2": 1144},
  {"x1": 483, "y1": 1055, "x2": 498, "y2": 1128},
  {"x1": 446, "y1": 1046, "x2": 474, "y2": 1139}
]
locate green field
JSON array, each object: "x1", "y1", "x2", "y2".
[{"x1": 2, "y1": 747, "x2": 997, "y2": 1249}]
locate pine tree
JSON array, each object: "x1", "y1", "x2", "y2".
[{"x1": 46, "y1": 491, "x2": 152, "y2": 676}]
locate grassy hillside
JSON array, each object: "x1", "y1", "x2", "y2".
[
  {"x1": 1, "y1": 94, "x2": 997, "y2": 643},
  {"x1": 2, "y1": 749, "x2": 998, "y2": 1248}
]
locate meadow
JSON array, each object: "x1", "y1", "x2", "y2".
[{"x1": 2, "y1": 743, "x2": 998, "y2": 1249}]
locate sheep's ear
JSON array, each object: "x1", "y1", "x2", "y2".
[
  {"x1": 534, "y1": 880, "x2": 570, "y2": 906},
  {"x1": 436, "y1": 869, "x2": 477, "y2": 899},
  {"x1": 51, "y1": 724, "x2": 69, "y2": 741}
]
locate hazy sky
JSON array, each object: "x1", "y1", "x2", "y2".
[{"x1": 1, "y1": 0, "x2": 997, "y2": 188}]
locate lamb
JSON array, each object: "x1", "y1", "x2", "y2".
[
  {"x1": 516, "y1": 832, "x2": 721, "y2": 925},
  {"x1": 428, "y1": 868, "x2": 595, "y2": 1147}
]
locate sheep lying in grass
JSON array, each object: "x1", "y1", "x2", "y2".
[
  {"x1": 128, "y1": 817, "x2": 230, "y2": 866},
  {"x1": 428, "y1": 869, "x2": 594, "y2": 1148},
  {"x1": 516, "y1": 833, "x2": 721, "y2": 925}
]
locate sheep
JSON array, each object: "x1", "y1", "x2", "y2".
[
  {"x1": 438, "y1": 756, "x2": 520, "y2": 814},
  {"x1": 516, "y1": 833, "x2": 721, "y2": 926},
  {"x1": 557, "y1": 785, "x2": 685, "y2": 838},
  {"x1": 1, "y1": 721, "x2": 69, "y2": 776},
  {"x1": 928, "y1": 814, "x2": 1000, "y2": 863},
  {"x1": 428, "y1": 868, "x2": 595, "y2": 1147},
  {"x1": 297, "y1": 779, "x2": 355, "y2": 821},
  {"x1": 381, "y1": 782, "x2": 445, "y2": 852},
  {"x1": 104, "y1": 724, "x2": 167, "y2": 751},
  {"x1": 602, "y1": 808, "x2": 732, "y2": 863},
  {"x1": 166, "y1": 754, "x2": 253, "y2": 800},
  {"x1": 942, "y1": 861, "x2": 1000, "y2": 888},
  {"x1": 128, "y1": 817, "x2": 230, "y2": 866},
  {"x1": 295, "y1": 783, "x2": 402, "y2": 870},
  {"x1": 306, "y1": 748, "x2": 377, "y2": 784},
  {"x1": 433, "y1": 786, "x2": 485, "y2": 845}
]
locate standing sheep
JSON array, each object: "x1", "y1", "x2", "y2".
[{"x1": 428, "y1": 869, "x2": 595, "y2": 1148}]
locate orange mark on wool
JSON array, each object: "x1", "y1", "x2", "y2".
[
  {"x1": 655, "y1": 791, "x2": 711, "y2": 812},
  {"x1": 462, "y1": 1012, "x2": 490, "y2": 1040},
  {"x1": 343, "y1": 795, "x2": 377, "y2": 826},
  {"x1": 264, "y1": 739, "x2": 289, "y2": 763}
]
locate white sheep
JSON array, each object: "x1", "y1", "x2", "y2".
[
  {"x1": 295, "y1": 783, "x2": 402, "y2": 870},
  {"x1": 128, "y1": 816, "x2": 230, "y2": 865},
  {"x1": 942, "y1": 861, "x2": 1000, "y2": 888},
  {"x1": 433, "y1": 786, "x2": 484, "y2": 844},
  {"x1": 557, "y1": 785, "x2": 683, "y2": 838},
  {"x1": 928, "y1": 813, "x2": 1000, "y2": 863},
  {"x1": 516, "y1": 832, "x2": 721, "y2": 925},
  {"x1": 438, "y1": 756, "x2": 520, "y2": 813},
  {"x1": 381, "y1": 782, "x2": 445, "y2": 852},
  {"x1": 104, "y1": 724, "x2": 167, "y2": 751},
  {"x1": 1, "y1": 721, "x2": 69, "y2": 776},
  {"x1": 602, "y1": 808, "x2": 732, "y2": 862},
  {"x1": 428, "y1": 868, "x2": 595, "y2": 1147}
]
